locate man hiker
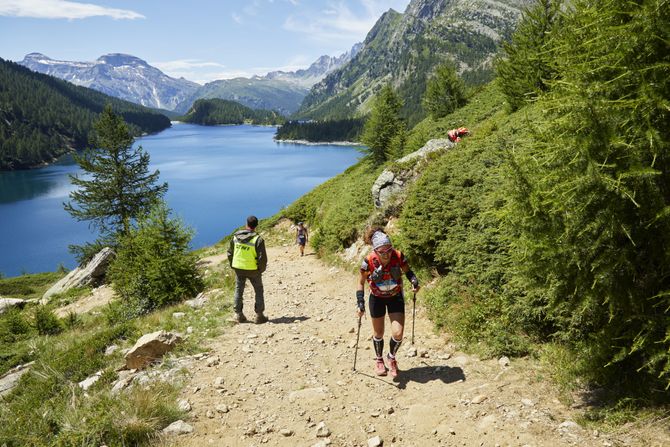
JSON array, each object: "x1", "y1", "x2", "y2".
[{"x1": 227, "y1": 215, "x2": 268, "y2": 324}]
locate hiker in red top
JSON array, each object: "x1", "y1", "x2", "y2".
[
  {"x1": 447, "y1": 127, "x2": 469, "y2": 142},
  {"x1": 356, "y1": 226, "x2": 420, "y2": 378}
]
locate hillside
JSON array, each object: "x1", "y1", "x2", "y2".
[
  {"x1": 295, "y1": 0, "x2": 530, "y2": 125},
  {"x1": 175, "y1": 78, "x2": 308, "y2": 116},
  {"x1": 0, "y1": 58, "x2": 171, "y2": 170},
  {"x1": 180, "y1": 98, "x2": 284, "y2": 126}
]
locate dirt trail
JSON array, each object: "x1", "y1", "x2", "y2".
[{"x1": 173, "y1": 241, "x2": 653, "y2": 447}]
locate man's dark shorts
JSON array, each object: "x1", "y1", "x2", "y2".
[{"x1": 369, "y1": 293, "x2": 405, "y2": 318}]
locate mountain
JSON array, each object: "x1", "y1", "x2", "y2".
[
  {"x1": 0, "y1": 58, "x2": 171, "y2": 170},
  {"x1": 174, "y1": 44, "x2": 362, "y2": 115},
  {"x1": 295, "y1": 0, "x2": 532, "y2": 125},
  {"x1": 19, "y1": 53, "x2": 200, "y2": 111}
]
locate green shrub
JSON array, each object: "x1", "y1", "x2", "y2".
[
  {"x1": 0, "y1": 308, "x2": 32, "y2": 341},
  {"x1": 109, "y1": 202, "x2": 203, "y2": 316},
  {"x1": 34, "y1": 306, "x2": 63, "y2": 336}
]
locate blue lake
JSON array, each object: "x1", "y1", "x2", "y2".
[{"x1": 0, "y1": 124, "x2": 362, "y2": 277}]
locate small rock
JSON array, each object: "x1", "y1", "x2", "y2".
[
  {"x1": 498, "y1": 356, "x2": 510, "y2": 367},
  {"x1": 177, "y1": 398, "x2": 191, "y2": 412},
  {"x1": 206, "y1": 409, "x2": 215, "y2": 418},
  {"x1": 449, "y1": 428, "x2": 456, "y2": 435},
  {"x1": 215, "y1": 404, "x2": 229, "y2": 413},
  {"x1": 206, "y1": 356, "x2": 220, "y2": 367},
  {"x1": 367, "y1": 435, "x2": 383, "y2": 447},
  {"x1": 472, "y1": 395, "x2": 487, "y2": 404},
  {"x1": 172, "y1": 312, "x2": 186, "y2": 318},
  {"x1": 521, "y1": 398, "x2": 535, "y2": 407},
  {"x1": 280, "y1": 428, "x2": 294, "y2": 436},
  {"x1": 406, "y1": 346, "x2": 418, "y2": 357},
  {"x1": 162, "y1": 420, "x2": 193, "y2": 435},
  {"x1": 104, "y1": 345, "x2": 119, "y2": 356},
  {"x1": 213, "y1": 376, "x2": 225, "y2": 388},
  {"x1": 315, "y1": 421, "x2": 331, "y2": 437}
]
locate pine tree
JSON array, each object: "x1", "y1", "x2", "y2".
[
  {"x1": 422, "y1": 62, "x2": 467, "y2": 120},
  {"x1": 361, "y1": 85, "x2": 404, "y2": 164},
  {"x1": 64, "y1": 105, "x2": 167, "y2": 260}
]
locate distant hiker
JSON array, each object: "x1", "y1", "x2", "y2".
[
  {"x1": 296, "y1": 222, "x2": 309, "y2": 256},
  {"x1": 447, "y1": 127, "x2": 470, "y2": 143},
  {"x1": 356, "y1": 227, "x2": 420, "y2": 377},
  {"x1": 227, "y1": 215, "x2": 268, "y2": 324}
]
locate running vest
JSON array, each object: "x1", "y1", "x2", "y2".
[
  {"x1": 232, "y1": 234, "x2": 259, "y2": 270},
  {"x1": 364, "y1": 250, "x2": 405, "y2": 297}
]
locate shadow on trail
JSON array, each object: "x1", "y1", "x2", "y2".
[
  {"x1": 354, "y1": 363, "x2": 465, "y2": 390},
  {"x1": 270, "y1": 316, "x2": 310, "y2": 324},
  {"x1": 394, "y1": 364, "x2": 465, "y2": 390}
]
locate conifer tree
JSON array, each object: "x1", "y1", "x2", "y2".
[
  {"x1": 495, "y1": 0, "x2": 562, "y2": 111},
  {"x1": 508, "y1": 0, "x2": 670, "y2": 389},
  {"x1": 422, "y1": 62, "x2": 467, "y2": 119},
  {"x1": 64, "y1": 105, "x2": 167, "y2": 260},
  {"x1": 361, "y1": 85, "x2": 404, "y2": 164}
]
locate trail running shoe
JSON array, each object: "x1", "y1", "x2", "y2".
[
  {"x1": 388, "y1": 355, "x2": 399, "y2": 378},
  {"x1": 233, "y1": 312, "x2": 247, "y2": 323},
  {"x1": 255, "y1": 313, "x2": 268, "y2": 324},
  {"x1": 375, "y1": 357, "x2": 387, "y2": 376}
]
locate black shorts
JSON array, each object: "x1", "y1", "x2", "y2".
[
  {"x1": 369, "y1": 293, "x2": 405, "y2": 318},
  {"x1": 297, "y1": 235, "x2": 306, "y2": 246}
]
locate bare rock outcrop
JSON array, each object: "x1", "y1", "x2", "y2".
[
  {"x1": 41, "y1": 247, "x2": 115, "y2": 304},
  {"x1": 0, "y1": 361, "x2": 34, "y2": 397},
  {"x1": 0, "y1": 298, "x2": 31, "y2": 314},
  {"x1": 371, "y1": 138, "x2": 453, "y2": 208}
]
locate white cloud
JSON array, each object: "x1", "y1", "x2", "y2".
[
  {"x1": 282, "y1": 0, "x2": 407, "y2": 43},
  {"x1": 0, "y1": 0, "x2": 144, "y2": 20}
]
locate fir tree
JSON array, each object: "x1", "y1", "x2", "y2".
[
  {"x1": 64, "y1": 105, "x2": 167, "y2": 260},
  {"x1": 422, "y1": 62, "x2": 467, "y2": 120},
  {"x1": 361, "y1": 85, "x2": 404, "y2": 164}
]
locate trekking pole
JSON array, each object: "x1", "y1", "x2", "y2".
[
  {"x1": 352, "y1": 314, "x2": 362, "y2": 372},
  {"x1": 411, "y1": 291, "x2": 416, "y2": 345}
]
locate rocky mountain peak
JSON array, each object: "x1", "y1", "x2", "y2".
[{"x1": 96, "y1": 53, "x2": 148, "y2": 67}]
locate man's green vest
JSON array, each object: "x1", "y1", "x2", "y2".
[{"x1": 232, "y1": 234, "x2": 259, "y2": 270}]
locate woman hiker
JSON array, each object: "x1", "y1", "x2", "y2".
[
  {"x1": 356, "y1": 226, "x2": 420, "y2": 377},
  {"x1": 296, "y1": 221, "x2": 308, "y2": 257}
]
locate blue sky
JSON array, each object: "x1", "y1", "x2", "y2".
[{"x1": 0, "y1": 0, "x2": 411, "y2": 84}]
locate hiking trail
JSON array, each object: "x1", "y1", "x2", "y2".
[{"x1": 167, "y1": 230, "x2": 665, "y2": 447}]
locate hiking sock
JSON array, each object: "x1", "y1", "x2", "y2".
[
  {"x1": 389, "y1": 337, "x2": 402, "y2": 357},
  {"x1": 373, "y1": 336, "x2": 384, "y2": 358}
]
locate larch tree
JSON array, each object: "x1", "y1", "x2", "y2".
[{"x1": 64, "y1": 105, "x2": 167, "y2": 261}]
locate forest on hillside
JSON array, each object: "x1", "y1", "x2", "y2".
[
  {"x1": 0, "y1": 59, "x2": 171, "y2": 170},
  {"x1": 180, "y1": 98, "x2": 285, "y2": 126},
  {"x1": 274, "y1": 118, "x2": 364, "y2": 142}
]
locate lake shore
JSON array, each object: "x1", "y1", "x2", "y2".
[{"x1": 274, "y1": 138, "x2": 363, "y2": 146}]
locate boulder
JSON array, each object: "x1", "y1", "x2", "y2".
[
  {"x1": 371, "y1": 138, "x2": 453, "y2": 208},
  {"x1": 0, "y1": 361, "x2": 34, "y2": 397},
  {"x1": 0, "y1": 298, "x2": 30, "y2": 314},
  {"x1": 124, "y1": 330, "x2": 182, "y2": 370},
  {"x1": 41, "y1": 247, "x2": 115, "y2": 304}
]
